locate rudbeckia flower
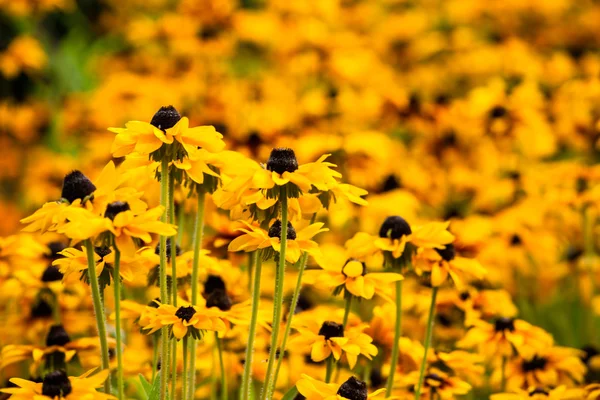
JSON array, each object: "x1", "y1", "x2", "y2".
[
  {"x1": 346, "y1": 216, "x2": 454, "y2": 266},
  {"x1": 57, "y1": 203, "x2": 176, "y2": 256},
  {"x1": 398, "y1": 368, "x2": 471, "y2": 399},
  {"x1": 203, "y1": 288, "x2": 270, "y2": 336},
  {"x1": 457, "y1": 317, "x2": 553, "y2": 358},
  {"x1": 140, "y1": 301, "x2": 226, "y2": 340},
  {"x1": 305, "y1": 244, "x2": 403, "y2": 300},
  {"x1": 109, "y1": 106, "x2": 225, "y2": 160},
  {"x1": 296, "y1": 374, "x2": 386, "y2": 399},
  {"x1": 289, "y1": 320, "x2": 377, "y2": 368},
  {"x1": 0, "y1": 324, "x2": 109, "y2": 373},
  {"x1": 491, "y1": 386, "x2": 585, "y2": 400},
  {"x1": 228, "y1": 219, "x2": 327, "y2": 263},
  {"x1": 414, "y1": 245, "x2": 486, "y2": 290},
  {"x1": 498, "y1": 347, "x2": 586, "y2": 390},
  {"x1": 0, "y1": 369, "x2": 115, "y2": 399}
]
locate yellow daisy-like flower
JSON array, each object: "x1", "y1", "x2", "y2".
[
  {"x1": 414, "y1": 245, "x2": 486, "y2": 290},
  {"x1": 296, "y1": 374, "x2": 386, "y2": 399},
  {"x1": 109, "y1": 106, "x2": 225, "y2": 159},
  {"x1": 346, "y1": 216, "x2": 454, "y2": 263},
  {"x1": 289, "y1": 320, "x2": 377, "y2": 369},
  {"x1": 457, "y1": 317, "x2": 554, "y2": 359},
  {"x1": 305, "y1": 244, "x2": 403, "y2": 300},
  {"x1": 1, "y1": 369, "x2": 115, "y2": 400},
  {"x1": 140, "y1": 301, "x2": 226, "y2": 340},
  {"x1": 398, "y1": 368, "x2": 471, "y2": 400},
  {"x1": 1, "y1": 324, "x2": 109, "y2": 373},
  {"x1": 227, "y1": 219, "x2": 327, "y2": 263},
  {"x1": 491, "y1": 386, "x2": 585, "y2": 400},
  {"x1": 57, "y1": 203, "x2": 176, "y2": 256},
  {"x1": 0, "y1": 36, "x2": 47, "y2": 78}
]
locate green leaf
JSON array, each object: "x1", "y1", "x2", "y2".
[
  {"x1": 280, "y1": 386, "x2": 299, "y2": 400},
  {"x1": 138, "y1": 374, "x2": 152, "y2": 396},
  {"x1": 148, "y1": 371, "x2": 163, "y2": 400}
]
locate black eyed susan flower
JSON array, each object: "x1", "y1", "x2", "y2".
[
  {"x1": 305, "y1": 244, "x2": 403, "y2": 300},
  {"x1": 139, "y1": 301, "x2": 226, "y2": 340},
  {"x1": 398, "y1": 368, "x2": 472, "y2": 399},
  {"x1": 228, "y1": 219, "x2": 327, "y2": 263},
  {"x1": 0, "y1": 324, "x2": 109, "y2": 374},
  {"x1": 346, "y1": 216, "x2": 454, "y2": 268},
  {"x1": 457, "y1": 317, "x2": 554, "y2": 359},
  {"x1": 498, "y1": 347, "x2": 586, "y2": 390},
  {"x1": 414, "y1": 245, "x2": 486, "y2": 290},
  {"x1": 296, "y1": 374, "x2": 386, "y2": 399},
  {"x1": 0, "y1": 369, "x2": 115, "y2": 399},
  {"x1": 289, "y1": 320, "x2": 377, "y2": 369},
  {"x1": 490, "y1": 386, "x2": 585, "y2": 400}
]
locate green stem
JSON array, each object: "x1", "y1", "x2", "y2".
[
  {"x1": 342, "y1": 294, "x2": 352, "y2": 329},
  {"x1": 183, "y1": 336, "x2": 189, "y2": 399},
  {"x1": 113, "y1": 246, "x2": 124, "y2": 400},
  {"x1": 386, "y1": 280, "x2": 402, "y2": 396},
  {"x1": 247, "y1": 252, "x2": 255, "y2": 292},
  {"x1": 262, "y1": 187, "x2": 288, "y2": 400},
  {"x1": 271, "y1": 249, "x2": 311, "y2": 395},
  {"x1": 414, "y1": 287, "x2": 438, "y2": 400},
  {"x1": 241, "y1": 251, "x2": 263, "y2": 400},
  {"x1": 189, "y1": 191, "x2": 206, "y2": 400},
  {"x1": 84, "y1": 239, "x2": 111, "y2": 394},
  {"x1": 169, "y1": 172, "x2": 178, "y2": 400},
  {"x1": 171, "y1": 339, "x2": 177, "y2": 400},
  {"x1": 216, "y1": 333, "x2": 227, "y2": 400},
  {"x1": 325, "y1": 357, "x2": 334, "y2": 383},
  {"x1": 159, "y1": 157, "x2": 170, "y2": 400}
]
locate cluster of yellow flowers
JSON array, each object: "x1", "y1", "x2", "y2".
[{"x1": 1, "y1": 0, "x2": 600, "y2": 400}]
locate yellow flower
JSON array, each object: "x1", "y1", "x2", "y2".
[
  {"x1": 227, "y1": 220, "x2": 327, "y2": 263},
  {"x1": 306, "y1": 244, "x2": 403, "y2": 300},
  {"x1": 109, "y1": 106, "x2": 224, "y2": 159},
  {"x1": 0, "y1": 36, "x2": 47, "y2": 78},
  {"x1": 140, "y1": 302, "x2": 226, "y2": 340},
  {"x1": 346, "y1": 217, "x2": 454, "y2": 262},
  {"x1": 499, "y1": 347, "x2": 586, "y2": 390},
  {"x1": 289, "y1": 320, "x2": 377, "y2": 369},
  {"x1": 1, "y1": 369, "x2": 115, "y2": 400},
  {"x1": 414, "y1": 245, "x2": 486, "y2": 290},
  {"x1": 458, "y1": 318, "x2": 553, "y2": 359},
  {"x1": 296, "y1": 374, "x2": 386, "y2": 399},
  {"x1": 398, "y1": 368, "x2": 471, "y2": 399},
  {"x1": 491, "y1": 386, "x2": 585, "y2": 400}
]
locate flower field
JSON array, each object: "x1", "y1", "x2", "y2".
[{"x1": 1, "y1": 0, "x2": 600, "y2": 399}]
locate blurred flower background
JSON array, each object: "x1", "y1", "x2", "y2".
[{"x1": 1, "y1": 0, "x2": 600, "y2": 399}]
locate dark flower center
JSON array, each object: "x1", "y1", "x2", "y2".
[
  {"x1": 61, "y1": 170, "x2": 96, "y2": 203},
  {"x1": 459, "y1": 291, "x2": 470, "y2": 301},
  {"x1": 336, "y1": 376, "x2": 368, "y2": 400},
  {"x1": 104, "y1": 201, "x2": 130, "y2": 220},
  {"x1": 268, "y1": 220, "x2": 297, "y2": 240},
  {"x1": 379, "y1": 216, "x2": 412, "y2": 239},
  {"x1": 576, "y1": 177, "x2": 588, "y2": 194},
  {"x1": 370, "y1": 368, "x2": 384, "y2": 388},
  {"x1": 46, "y1": 325, "x2": 71, "y2": 347},
  {"x1": 31, "y1": 299, "x2": 53, "y2": 319},
  {"x1": 204, "y1": 275, "x2": 226, "y2": 297},
  {"x1": 489, "y1": 105, "x2": 508, "y2": 119},
  {"x1": 294, "y1": 292, "x2": 314, "y2": 314},
  {"x1": 582, "y1": 345, "x2": 599, "y2": 364},
  {"x1": 46, "y1": 241, "x2": 67, "y2": 261},
  {"x1": 95, "y1": 246, "x2": 112, "y2": 260},
  {"x1": 293, "y1": 394, "x2": 307, "y2": 400},
  {"x1": 148, "y1": 298, "x2": 161, "y2": 308},
  {"x1": 510, "y1": 234, "x2": 522, "y2": 246},
  {"x1": 522, "y1": 355, "x2": 548, "y2": 372},
  {"x1": 266, "y1": 148, "x2": 299, "y2": 174},
  {"x1": 155, "y1": 238, "x2": 182, "y2": 260},
  {"x1": 42, "y1": 370, "x2": 72, "y2": 398},
  {"x1": 150, "y1": 105, "x2": 181, "y2": 131},
  {"x1": 435, "y1": 244, "x2": 455, "y2": 262},
  {"x1": 206, "y1": 289, "x2": 233, "y2": 311},
  {"x1": 529, "y1": 387, "x2": 549, "y2": 396},
  {"x1": 41, "y1": 266, "x2": 64, "y2": 282},
  {"x1": 318, "y1": 321, "x2": 344, "y2": 340},
  {"x1": 175, "y1": 306, "x2": 196, "y2": 322},
  {"x1": 494, "y1": 317, "x2": 516, "y2": 332}
]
